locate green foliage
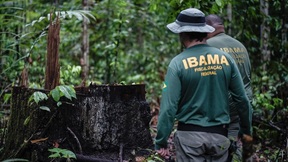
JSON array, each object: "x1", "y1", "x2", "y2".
[
  {"x1": 59, "y1": 65, "x2": 82, "y2": 85},
  {"x1": 26, "y1": 85, "x2": 76, "y2": 119},
  {"x1": 51, "y1": 88, "x2": 60, "y2": 102},
  {"x1": 55, "y1": 85, "x2": 77, "y2": 101},
  {"x1": 3, "y1": 93, "x2": 11, "y2": 105},
  {"x1": 39, "y1": 106, "x2": 50, "y2": 112},
  {"x1": 29, "y1": 91, "x2": 48, "y2": 105},
  {"x1": 0, "y1": 1, "x2": 25, "y2": 89},
  {"x1": 256, "y1": 147, "x2": 286, "y2": 162},
  {"x1": 48, "y1": 148, "x2": 76, "y2": 159},
  {"x1": 1, "y1": 0, "x2": 288, "y2": 160},
  {"x1": 29, "y1": 85, "x2": 76, "y2": 107},
  {"x1": 145, "y1": 153, "x2": 165, "y2": 162},
  {"x1": 253, "y1": 92, "x2": 283, "y2": 118},
  {"x1": 23, "y1": 116, "x2": 30, "y2": 126}
]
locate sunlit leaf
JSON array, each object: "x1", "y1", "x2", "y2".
[
  {"x1": 49, "y1": 153, "x2": 61, "y2": 158},
  {"x1": 34, "y1": 92, "x2": 40, "y2": 104},
  {"x1": 215, "y1": 0, "x2": 222, "y2": 6},
  {"x1": 64, "y1": 85, "x2": 76, "y2": 99},
  {"x1": 58, "y1": 86, "x2": 72, "y2": 100},
  {"x1": 57, "y1": 101, "x2": 62, "y2": 107},
  {"x1": 3, "y1": 93, "x2": 11, "y2": 104},
  {"x1": 49, "y1": 148, "x2": 62, "y2": 153},
  {"x1": 38, "y1": 16, "x2": 46, "y2": 22},
  {"x1": 66, "y1": 11, "x2": 83, "y2": 21},
  {"x1": 39, "y1": 106, "x2": 50, "y2": 112},
  {"x1": 61, "y1": 150, "x2": 76, "y2": 159},
  {"x1": 51, "y1": 88, "x2": 60, "y2": 102},
  {"x1": 31, "y1": 20, "x2": 37, "y2": 26}
]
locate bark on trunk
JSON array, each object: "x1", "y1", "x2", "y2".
[
  {"x1": 1, "y1": 84, "x2": 153, "y2": 161},
  {"x1": 81, "y1": 0, "x2": 89, "y2": 81},
  {"x1": 281, "y1": 0, "x2": 287, "y2": 59},
  {"x1": 260, "y1": 0, "x2": 270, "y2": 71},
  {"x1": 227, "y1": 4, "x2": 232, "y2": 35},
  {"x1": 44, "y1": 12, "x2": 60, "y2": 90}
]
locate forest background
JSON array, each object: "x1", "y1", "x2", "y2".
[{"x1": 0, "y1": 0, "x2": 288, "y2": 161}]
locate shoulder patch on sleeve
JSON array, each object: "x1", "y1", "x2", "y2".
[
  {"x1": 163, "y1": 81, "x2": 168, "y2": 92},
  {"x1": 163, "y1": 83, "x2": 167, "y2": 89}
]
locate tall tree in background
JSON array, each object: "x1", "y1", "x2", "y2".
[
  {"x1": 260, "y1": 0, "x2": 270, "y2": 71},
  {"x1": 81, "y1": 0, "x2": 89, "y2": 81},
  {"x1": 281, "y1": 0, "x2": 287, "y2": 58},
  {"x1": 227, "y1": 3, "x2": 232, "y2": 35}
]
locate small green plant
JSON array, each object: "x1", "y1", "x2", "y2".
[
  {"x1": 50, "y1": 85, "x2": 77, "y2": 107},
  {"x1": 142, "y1": 148, "x2": 165, "y2": 162},
  {"x1": 28, "y1": 85, "x2": 77, "y2": 111},
  {"x1": 24, "y1": 85, "x2": 77, "y2": 125},
  {"x1": 28, "y1": 91, "x2": 49, "y2": 111},
  {"x1": 48, "y1": 148, "x2": 76, "y2": 161},
  {"x1": 2, "y1": 93, "x2": 11, "y2": 106},
  {"x1": 145, "y1": 153, "x2": 165, "y2": 162}
]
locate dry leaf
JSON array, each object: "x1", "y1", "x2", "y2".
[{"x1": 31, "y1": 137, "x2": 48, "y2": 144}]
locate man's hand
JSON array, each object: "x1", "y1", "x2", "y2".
[
  {"x1": 155, "y1": 148, "x2": 170, "y2": 159},
  {"x1": 242, "y1": 134, "x2": 254, "y2": 161}
]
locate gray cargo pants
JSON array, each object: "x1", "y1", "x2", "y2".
[{"x1": 174, "y1": 131, "x2": 230, "y2": 162}]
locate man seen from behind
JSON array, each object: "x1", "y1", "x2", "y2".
[
  {"x1": 155, "y1": 8, "x2": 253, "y2": 162},
  {"x1": 206, "y1": 14, "x2": 254, "y2": 162}
]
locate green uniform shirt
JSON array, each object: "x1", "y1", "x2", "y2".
[
  {"x1": 207, "y1": 33, "x2": 253, "y2": 115},
  {"x1": 155, "y1": 44, "x2": 252, "y2": 150}
]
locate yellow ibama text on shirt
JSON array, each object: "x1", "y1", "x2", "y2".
[
  {"x1": 220, "y1": 47, "x2": 245, "y2": 53},
  {"x1": 182, "y1": 54, "x2": 229, "y2": 69}
]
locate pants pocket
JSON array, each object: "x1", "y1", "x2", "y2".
[{"x1": 175, "y1": 131, "x2": 205, "y2": 155}]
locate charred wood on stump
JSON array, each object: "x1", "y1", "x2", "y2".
[{"x1": 1, "y1": 84, "x2": 153, "y2": 161}]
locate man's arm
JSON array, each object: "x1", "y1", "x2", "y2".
[
  {"x1": 228, "y1": 59, "x2": 252, "y2": 137},
  {"x1": 155, "y1": 66, "x2": 181, "y2": 150}
]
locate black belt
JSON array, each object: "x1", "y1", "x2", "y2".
[{"x1": 177, "y1": 122, "x2": 229, "y2": 137}]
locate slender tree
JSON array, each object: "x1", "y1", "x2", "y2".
[
  {"x1": 281, "y1": 0, "x2": 287, "y2": 58},
  {"x1": 81, "y1": 0, "x2": 89, "y2": 82},
  {"x1": 227, "y1": 4, "x2": 232, "y2": 35},
  {"x1": 260, "y1": 0, "x2": 270, "y2": 71}
]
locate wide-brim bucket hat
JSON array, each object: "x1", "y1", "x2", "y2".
[{"x1": 167, "y1": 8, "x2": 215, "y2": 33}]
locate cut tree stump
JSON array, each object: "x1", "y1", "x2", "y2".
[{"x1": 1, "y1": 84, "x2": 153, "y2": 162}]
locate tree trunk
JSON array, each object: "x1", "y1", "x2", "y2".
[
  {"x1": 104, "y1": 0, "x2": 111, "y2": 84},
  {"x1": 0, "y1": 25, "x2": 2, "y2": 74},
  {"x1": 281, "y1": 0, "x2": 287, "y2": 59},
  {"x1": 260, "y1": 0, "x2": 270, "y2": 71},
  {"x1": 81, "y1": 0, "x2": 89, "y2": 81},
  {"x1": 44, "y1": 12, "x2": 60, "y2": 90},
  {"x1": 227, "y1": 4, "x2": 232, "y2": 35},
  {"x1": 1, "y1": 85, "x2": 153, "y2": 161}
]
